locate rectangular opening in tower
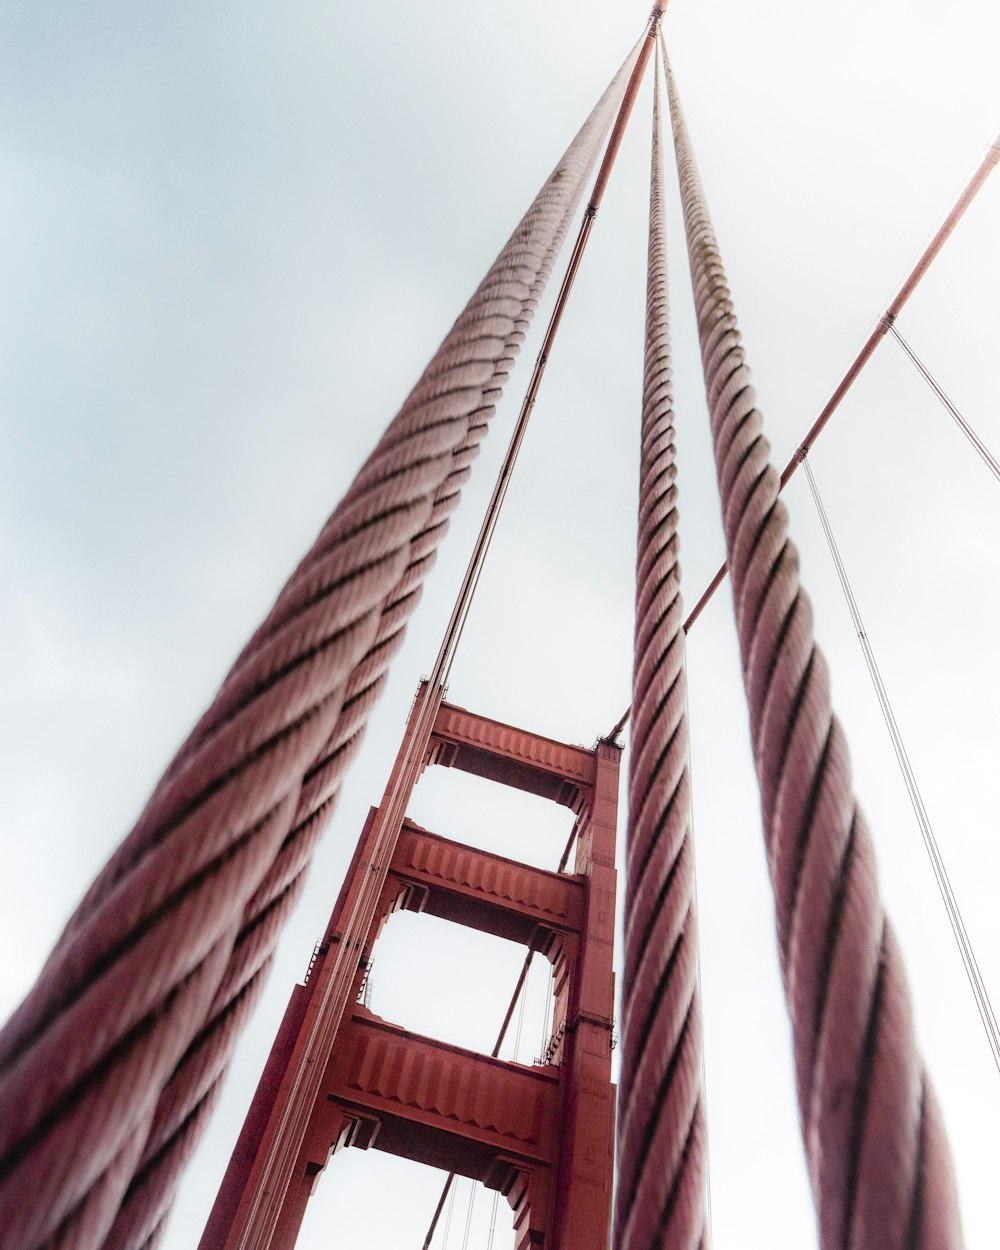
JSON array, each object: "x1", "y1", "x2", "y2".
[
  {"x1": 298, "y1": 1149, "x2": 516, "y2": 1250},
  {"x1": 365, "y1": 909, "x2": 557, "y2": 1063},
  {"x1": 408, "y1": 767, "x2": 580, "y2": 873}
]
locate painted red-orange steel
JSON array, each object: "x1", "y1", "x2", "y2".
[
  {"x1": 203, "y1": 697, "x2": 622, "y2": 1250},
  {"x1": 224, "y1": 35, "x2": 659, "y2": 1241}
]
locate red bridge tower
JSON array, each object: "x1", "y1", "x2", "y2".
[{"x1": 202, "y1": 686, "x2": 622, "y2": 1250}]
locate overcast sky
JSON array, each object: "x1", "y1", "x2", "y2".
[{"x1": 2, "y1": 2, "x2": 999, "y2": 1248}]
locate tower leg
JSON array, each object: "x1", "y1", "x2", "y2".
[
  {"x1": 200, "y1": 701, "x2": 622, "y2": 1250},
  {"x1": 200, "y1": 986, "x2": 311, "y2": 1250},
  {"x1": 552, "y1": 741, "x2": 621, "y2": 1250}
]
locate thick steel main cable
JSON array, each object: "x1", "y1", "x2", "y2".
[
  {"x1": 236, "y1": 19, "x2": 661, "y2": 1250},
  {"x1": 222, "y1": 39, "x2": 648, "y2": 1250},
  {"x1": 665, "y1": 56, "x2": 962, "y2": 1250},
  {"x1": 105, "y1": 46, "x2": 648, "y2": 1250},
  {"x1": 421, "y1": 814, "x2": 581, "y2": 1250},
  {"x1": 0, "y1": 45, "x2": 643, "y2": 1250},
  {"x1": 614, "y1": 51, "x2": 705, "y2": 1250}
]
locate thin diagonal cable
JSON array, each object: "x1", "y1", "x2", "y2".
[
  {"x1": 803, "y1": 455, "x2": 1000, "y2": 1071},
  {"x1": 486, "y1": 1191, "x2": 500, "y2": 1250},
  {"x1": 0, "y1": 46, "x2": 640, "y2": 1250},
  {"x1": 614, "y1": 48, "x2": 706, "y2": 1250},
  {"x1": 460, "y1": 1181, "x2": 477, "y2": 1250},
  {"x1": 887, "y1": 322, "x2": 1000, "y2": 484},
  {"x1": 442, "y1": 1179, "x2": 457, "y2": 1249},
  {"x1": 666, "y1": 52, "x2": 961, "y2": 1250}
]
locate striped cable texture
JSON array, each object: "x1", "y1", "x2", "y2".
[
  {"x1": 615, "y1": 55, "x2": 707, "y2": 1250},
  {"x1": 99, "y1": 49, "x2": 642, "y2": 1250},
  {"x1": 665, "y1": 53, "x2": 961, "y2": 1250},
  {"x1": 0, "y1": 48, "x2": 639, "y2": 1250}
]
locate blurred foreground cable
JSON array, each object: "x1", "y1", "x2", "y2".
[
  {"x1": 887, "y1": 322, "x2": 1000, "y2": 484},
  {"x1": 0, "y1": 44, "x2": 642, "y2": 1250}
]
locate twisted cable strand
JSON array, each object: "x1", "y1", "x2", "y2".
[
  {"x1": 664, "y1": 53, "x2": 961, "y2": 1250},
  {"x1": 111, "y1": 59, "x2": 637, "y2": 1250},
  {"x1": 120, "y1": 51, "x2": 641, "y2": 1250},
  {"x1": 0, "y1": 50, "x2": 638, "y2": 1250},
  {"x1": 615, "y1": 56, "x2": 706, "y2": 1250}
]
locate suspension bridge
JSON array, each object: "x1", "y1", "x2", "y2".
[{"x1": 1, "y1": 3, "x2": 998, "y2": 1248}]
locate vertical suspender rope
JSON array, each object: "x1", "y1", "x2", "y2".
[
  {"x1": 420, "y1": 948, "x2": 534, "y2": 1250},
  {"x1": 459, "y1": 1181, "x2": 477, "y2": 1250},
  {"x1": 886, "y1": 322, "x2": 1000, "y2": 484},
  {"x1": 539, "y1": 964, "x2": 554, "y2": 1059},
  {"x1": 614, "y1": 45, "x2": 706, "y2": 1250},
  {"x1": 441, "y1": 1181, "x2": 457, "y2": 1249},
  {"x1": 420, "y1": 793, "x2": 597, "y2": 1250},
  {"x1": 485, "y1": 1191, "x2": 500, "y2": 1250},
  {"x1": 417, "y1": 15, "x2": 664, "y2": 1250},
  {"x1": 237, "y1": 15, "x2": 662, "y2": 1250},
  {"x1": 802, "y1": 455, "x2": 1000, "y2": 1071},
  {"x1": 0, "y1": 37, "x2": 646, "y2": 1250},
  {"x1": 665, "y1": 53, "x2": 962, "y2": 1250}
]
